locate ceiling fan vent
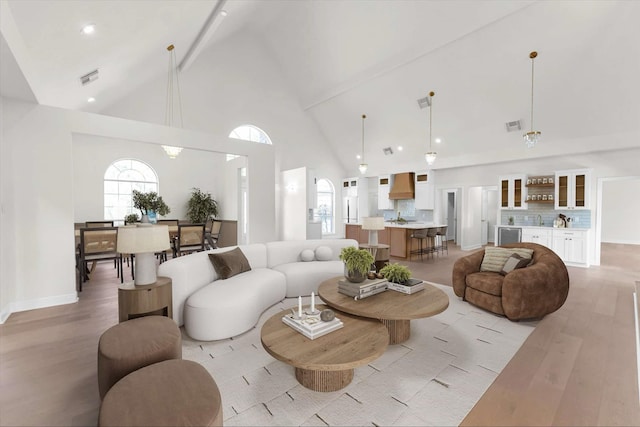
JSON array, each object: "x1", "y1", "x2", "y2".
[
  {"x1": 80, "y1": 69, "x2": 99, "y2": 86},
  {"x1": 505, "y1": 120, "x2": 522, "y2": 132}
]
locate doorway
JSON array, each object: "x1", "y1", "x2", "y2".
[{"x1": 441, "y1": 189, "x2": 459, "y2": 244}]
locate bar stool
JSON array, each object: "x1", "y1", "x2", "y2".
[
  {"x1": 426, "y1": 227, "x2": 439, "y2": 257},
  {"x1": 436, "y1": 226, "x2": 449, "y2": 256},
  {"x1": 409, "y1": 229, "x2": 428, "y2": 261}
]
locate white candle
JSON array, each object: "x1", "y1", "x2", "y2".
[
  {"x1": 298, "y1": 296, "x2": 302, "y2": 318},
  {"x1": 311, "y1": 292, "x2": 315, "y2": 313}
]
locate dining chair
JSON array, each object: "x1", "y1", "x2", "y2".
[
  {"x1": 157, "y1": 219, "x2": 180, "y2": 261},
  {"x1": 205, "y1": 219, "x2": 222, "y2": 250},
  {"x1": 172, "y1": 224, "x2": 206, "y2": 257},
  {"x1": 77, "y1": 227, "x2": 122, "y2": 291},
  {"x1": 86, "y1": 221, "x2": 115, "y2": 228}
]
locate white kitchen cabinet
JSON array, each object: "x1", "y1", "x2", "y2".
[
  {"x1": 521, "y1": 227, "x2": 552, "y2": 249},
  {"x1": 552, "y1": 229, "x2": 588, "y2": 266},
  {"x1": 498, "y1": 174, "x2": 526, "y2": 210},
  {"x1": 377, "y1": 175, "x2": 395, "y2": 210},
  {"x1": 555, "y1": 169, "x2": 590, "y2": 210},
  {"x1": 414, "y1": 171, "x2": 435, "y2": 210},
  {"x1": 342, "y1": 177, "x2": 359, "y2": 198}
]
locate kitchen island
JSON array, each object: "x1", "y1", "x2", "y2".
[{"x1": 345, "y1": 222, "x2": 447, "y2": 259}]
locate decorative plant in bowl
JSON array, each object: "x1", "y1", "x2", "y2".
[
  {"x1": 339, "y1": 246, "x2": 374, "y2": 283},
  {"x1": 379, "y1": 263, "x2": 412, "y2": 285},
  {"x1": 124, "y1": 213, "x2": 139, "y2": 225},
  {"x1": 132, "y1": 190, "x2": 171, "y2": 222}
]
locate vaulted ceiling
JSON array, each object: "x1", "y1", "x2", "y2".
[{"x1": 2, "y1": 0, "x2": 639, "y2": 173}]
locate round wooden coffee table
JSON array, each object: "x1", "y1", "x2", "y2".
[
  {"x1": 261, "y1": 304, "x2": 388, "y2": 392},
  {"x1": 318, "y1": 277, "x2": 449, "y2": 344}
]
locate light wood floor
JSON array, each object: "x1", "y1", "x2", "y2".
[{"x1": 0, "y1": 243, "x2": 638, "y2": 426}]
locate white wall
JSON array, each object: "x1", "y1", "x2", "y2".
[
  {"x1": 281, "y1": 167, "x2": 308, "y2": 241},
  {"x1": 0, "y1": 97, "x2": 276, "y2": 323},
  {"x1": 72, "y1": 134, "x2": 228, "y2": 222},
  {"x1": 601, "y1": 178, "x2": 640, "y2": 244}
]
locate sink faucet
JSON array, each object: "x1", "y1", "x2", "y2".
[{"x1": 537, "y1": 214, "x2": 543, "y2": 226}]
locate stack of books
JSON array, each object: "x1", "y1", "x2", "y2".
[
  {"x1": 387, "y1": 278, "x2": 425, "y2": 294},
  {"x1": 282, "y1": 313, "x2": 343, "y2": 340},
  {"x1": 338, "y1": 277, "x2": 388, "y2": 300}
]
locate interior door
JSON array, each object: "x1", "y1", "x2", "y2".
[{"x1": 446, "y1": 191, "x2": 457, "y2": 242}]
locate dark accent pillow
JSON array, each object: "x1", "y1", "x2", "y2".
[
  {"x1": 208, "y1": 247, "x2": 251, "y2": 280},
  {"x1": 500, "y1": 253, "x2": 531, "y2": 276}
]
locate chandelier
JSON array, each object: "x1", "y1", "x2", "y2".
[
  {"x1": 523, "y1": 51, "x2": 541, "y2": 148},
  {"x1": 358, "y1": 114, "x2": 368, "y2": 174},
  {"x1": 162, "y1": 44, "x2": 184, "y2": 159},
  {"x1": 425, "y1": 91, "x2": 436, "y2": 165}
]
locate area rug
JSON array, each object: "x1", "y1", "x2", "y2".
[{"x1": 182, "y1": 283, "x2": 537, "y2": 426}]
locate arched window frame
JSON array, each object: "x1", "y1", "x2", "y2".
[
  {"x1": 104, "y1": 159, "x2": 159, "y2": 223},
  {"x1": 228, "y1": 124, "x2": 273, "y2": 145},
  {"x1": 316, "y1": 178, "x2": 335, "y2": 235}
]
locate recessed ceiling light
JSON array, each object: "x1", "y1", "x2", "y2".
[
  {"x1": 220, "y1": 10, "x2": 228, "y2": 17},
  {"x1": 356, "y1": 154, "x2": 361, "y2": 159},
  {"x1": 81, "y1": 24, "x2": 96, "y2": 35},
  {"x1": 435, "y1": 138, "x2": 442, "y2": 144},
  {"x1": 397, "y1": 146, "x2": 403, "y2": 151},
  {"x1": 87, "y1": 97, "x2": 96, "y2": 103}
]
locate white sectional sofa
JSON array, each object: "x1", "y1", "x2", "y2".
[{"x1": 157, "y1": 239, "x2": 357, "y2": 341}]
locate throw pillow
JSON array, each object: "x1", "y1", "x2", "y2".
[
  {"x1": 208, "y1": 247, "x2": 251, "y2": 280},
  {"x1": 500, "y1": 253, "x2": 532, "y2": 275},
  {"x1": 300, "y1": 249, "x2": 315, "y2": 262},
  {"x1": 480, "y1": 246, "x2": 534, "y2": 273},
  {"x1": 315, "y1": 246, "x2": 333, "y2": 261}
]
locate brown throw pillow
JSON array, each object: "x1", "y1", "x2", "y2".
[
  {"x1": 500, "y1": 253, "x2": 531, "y2": 276},
  {"x1": 208, "y1": 247, "x2": 251, "y2": 280}
]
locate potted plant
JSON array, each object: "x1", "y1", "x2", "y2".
[
  {"x1": 124, "y1": 213, "x2": 139, "y2": 225},
  {"x1": 186, "y1": 187, "x2": 218, "y2": 223},
  {"x1": 132, "y1": 190, "x2": 171, "y2": 222},
  {"x1": 380, "y1": 263, "x2": 412, "y2": 285},
  {"x1": 339, "y1": 246, "x2": 374, "y2": 283}
]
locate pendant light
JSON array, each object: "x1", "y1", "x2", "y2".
[
  {"x1": 162, "y1": 44, "x2": 184, "y2": 159},
  {"x1": 358, "y1": 114, "x2": 368, "y2": 174},
  {"x1": 425, "y1": 91, "x2": 436, "y2": 165},
  {"x1": 523, "y1": 51, "x2": 541, "y2": 148}
]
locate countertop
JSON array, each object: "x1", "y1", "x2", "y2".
[
  {"x1": 498, "y1": 225, "x2": 590, "y2": 231},
  {"x1": 347, "y1": 222, "x2": 447, "y2": 230}
]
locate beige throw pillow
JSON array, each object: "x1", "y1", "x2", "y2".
[
  {"x1": 480, "y1": 246, "x2": 534, "y2": 273},
  {"x1": 208, "y1": 247, "x2": 251, "y2": 280}
]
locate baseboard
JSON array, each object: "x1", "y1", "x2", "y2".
[
  {"x1": 461, "y1": 244, "x2": 482, "y2": 251},
  {"x1": 0, "y1": 293, "x2": 78, "y2": 323},
  {"x1": 601, "y1": 240, "x2": 640, "y2": 245}
]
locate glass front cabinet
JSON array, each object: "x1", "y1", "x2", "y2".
[
  {"x1": 498, "y1": 174, "x2": 526, "y2": 210},
  {"x1": 555, "y1": 169, "x2": 591, "y2": 210}
]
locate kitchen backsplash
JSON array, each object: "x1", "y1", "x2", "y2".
[{"x1": 501, "y1": 208, "x2": 591, "y2": 228}]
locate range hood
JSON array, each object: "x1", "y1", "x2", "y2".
[{"x1": 389, "y1": 172, "x2": 415, "y2": 200}]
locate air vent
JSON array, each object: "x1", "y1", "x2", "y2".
[
  {"x1": 417, "y1": 96, "x2": 432, "y2": 109},
  {"x1": 505, "y1": 120, "x2": 521, "y2": 132},
  {"x1": 383, "y1": 147, "x2": 394, "y2": 155},
  {"x1": 80, "y1": 69, "x2": 99, "y2": 85}
]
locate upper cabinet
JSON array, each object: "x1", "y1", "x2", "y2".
[
  {"x1": 555, "y1": 169, "x2": 591, "y2": 210},
  {"x1": 341, "y1": 177, "x2": 359, "y2": 198},
  {"x1": 377, "y1": 175, "x2": 395, "y2": 210},
  {"x1": 498, "y1": 174, "x2": 526, "y2": 210},
  {"x1": 414, "y1": 171, "x2": 435, "y2": 210}
]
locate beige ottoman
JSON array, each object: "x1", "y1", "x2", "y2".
[
  {"x1": 97, "y1": 316, "x2": 181, "y2": 399},
  {"x1": 98, "y1": 359, "x2": 223, "y2": 427}
]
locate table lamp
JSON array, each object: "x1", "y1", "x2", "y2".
[
  {"x1": 361, "y1": 217, "x2": 385, "y2": 246},
  {"x1": 117, "y1": 224, "x2": 170, "y2": 285}
]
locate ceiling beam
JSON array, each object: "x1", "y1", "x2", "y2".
[{"x1": 178, "y1": 0, "x2": 228, "y2": 73}]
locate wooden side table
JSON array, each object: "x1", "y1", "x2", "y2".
[
  {"x1": 118, "y1": 276, "x2": 173, "y2": 323},
  {"x1": 359, "y1": 243, "x2": 390, "y2": 272}
]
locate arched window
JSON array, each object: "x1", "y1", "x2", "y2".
[
  {"x1": 229, "y1": 124, "x2": 272, "y2": 145},
  {"x1": 104, "y1": 159, "x2": 159, "y2": 223},
  {"x1": 316, "y1": 178, "x2": 335, "y2": 234}
]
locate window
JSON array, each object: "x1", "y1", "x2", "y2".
[
  {"x1": 229, "y1": 124, "x2": 272, "y2": 145},
  {"x1": 104, "y1": 159, "x2": 159, "y2": 223},
  {"x1": 315, "y1": 178, "x2": 335, "y2": 234}
]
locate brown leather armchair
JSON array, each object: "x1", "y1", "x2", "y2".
[{"x1": 452, "y1": 242, "x2": 569, "y2": 320}]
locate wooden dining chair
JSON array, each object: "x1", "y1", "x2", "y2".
[
  {"x1": 86, "y1": 220, "x2": 115, "y2": 228},
  {"x1": 205, "y1": 219, "x2": 222, "y2": 250},
  {"x1": 172, "y1": 224, "x2": 206, "y2": 257},
  {"x1": 77, "y1": 227, "x2": 122, "y2": 291},
  {"x1": 157, "y1": 219, "x2": 180, "y2": 261}
]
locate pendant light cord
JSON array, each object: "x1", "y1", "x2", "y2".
[
  {"x1": 165, "y1": 45, "x2": 184, "y2": 128},
  {"x1": 361, "y1": 114, "x2": 366, "y2": 162},
  {"x1": 429, "y1": 91, "x2": 435, "y2": 151},
  {"x1": 529, "y1": 51, "x2": 537, "y2": 132}
]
